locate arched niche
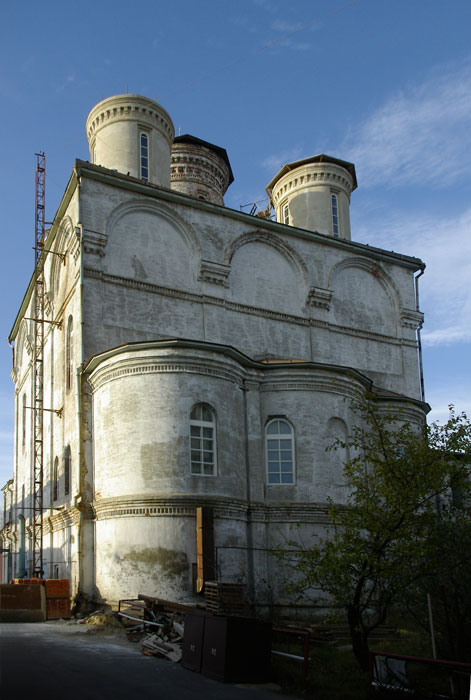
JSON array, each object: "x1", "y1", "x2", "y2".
[
  {"x1": 329, "y1": 259, "x2": 400, "y2": 336},
  {"x1": 226, "y1": 231, "x2": 308, "y2": 316},
  {"x1": 49, "y1": 216, "x2": 75, "y2": 303},
  {"x1": 104, "y1": 200, "x2": 200, "y2": 292},
  {"x1": 15, "y1": 321, "x2": 29, "y2": 371},
  {"x1": 322, "y1": 416, "x2": 349, "y2": 503}
]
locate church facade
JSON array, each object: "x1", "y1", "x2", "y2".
[{"x1": 2, "y1": 94, "x2": 427, "y2": 609}]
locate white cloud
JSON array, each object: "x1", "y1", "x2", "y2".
[
  {"x1": 425, "y1": 389, "x2": 471, "y2": 426},
  {"x1": 253, "y1": 0, "x2": 277, "y2": 12},
  {"x1": 343, "y1": 60, "x2": 471, "y2": 188},
  {"x1": 57, "y1": 74, "x2": 75, "y2": 92},
  {"x1": 421, "y1": 326, "x2": 471, "y2": 347},
  {"x1": 261, "y1": 146, "x2": 305, "y2": 174},
  {"x1": 271, "y1": 19, "x2": 301, "y2": 32},
  {"x1": 279, "y1": 38, "x2": 311, "y2": 51},
  {"x1": 353, "y1": 207, "x2": 471, "y2": 348}
]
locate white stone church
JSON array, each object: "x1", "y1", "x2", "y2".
[{"x1": 1, "y1": 94, "x2": 427, "y2": 610}]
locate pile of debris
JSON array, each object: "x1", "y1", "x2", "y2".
[
  {"x1": 78, "y1": 609, "x2": 122, "y2": 627},
  {"x1": 140, "y1": 625, "x2": 183, "y2": 662},
  {"x1": 122, "y1": 606, "x2": 185, "y2": 662}
]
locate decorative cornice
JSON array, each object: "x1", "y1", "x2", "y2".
[
  {"x1": 249, "y1": 502, "x2": 331, "y2": 524},
  {"x1": 84, "y1": 266, "x2": 310, "y2": 327},
  {"x1": 43, "y1": 510, "x2": 76, "y2": 533},
  {"x1": 86, "y1": 95, "x2": 174, "y2": 145},
  {"x1": 401, "y1": 308, "x2": 424, "y2": 330},
  {"x1": 271, "y1": 162, "x2": 354, "y2": 207},
  {"x1": 93, "y1": 495, "x2": 248, "y2": 521},
  {"x1": 84, "y1": 340, "x2": 385, "y2": 404},
  {"x1": 244, "y1": 380, "x2": 261, "y2": 391},
  {"x1": 260, "y1": 374, "x2": 365, "y2": 399},
  {"x1": 74, "y1": 160, "x2": 424, "y2": 273},
  {"x1": 84, "y1": 267, "x2": 408, "y2": 346},
  {"x1": 198, "y1": 260, "x2": 230, "y2": 287},
  {"x1": 88, "y1": 358, "x2": 245, "y2": 392},
  {"x1": 83, "y1": 228, "x2": 108, "y2": 257},
  {"x1": 171, "y1": 142, "x2": 232, "y2": 202},
  {"x1": 307, "y1": 286, "x2": 332, "y2": 310},
  {"x1": 92, "y1": 494, "x2": 333, "y2": 524}
]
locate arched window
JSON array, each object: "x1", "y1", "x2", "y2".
[
  {"x1": 331, "y1": 192, "x2": 340, "y2": 237},
  {"x1": 190, "y1": 404, "x2": 216, "y2": 475},
  {"x1": 266, "y1": 419, "x2": 295, "y2": 484},
  {"x1": 140, "y1": 132, "x2": 149, "y2": 181},
  {"x1": 64, "y1": 446, "x2": 71, "y2": 496},
  {"x1": 53, "y1": 457, "x2": 59, "y2": 501},
  {"x1": 283, "y1": 203, "x2": 289, "y2": 225},
  {"x1": 65, "y1": 315, "x2": 73, "y2": 391}
]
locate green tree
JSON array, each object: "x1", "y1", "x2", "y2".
[
  {"x1": 402, "y1": 509, "x2": 471, "y2": 663},
  {"x1": 280, "y1": 398, "x2": 471, "y2": 671}
]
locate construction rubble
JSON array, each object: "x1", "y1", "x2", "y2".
[{"x1": 123, "y1": 608, "x2": 185, "y2": 662}]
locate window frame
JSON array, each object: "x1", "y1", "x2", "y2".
[
  {"x1": 331, "y1": 191, "x2": 340, "y2": 238},
  {"x1": 265, "y1": 418, "x2": 295, "y2": 485},
  {"x1": 282, "y1": 202, "x2": 290, "y2": 225},
  {"x1": 189, "y1": 404, "x2": 217, "y2": 476},
  {"x1": 140, "y1": 131, "x2": 149, "y2": 182}
]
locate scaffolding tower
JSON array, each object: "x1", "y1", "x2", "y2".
[{"x1": 32, "y1": 152, "x2": 46, "y2": 577}]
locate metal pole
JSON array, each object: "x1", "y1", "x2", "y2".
[{"x1": 427, "y1": 593, "x2": 437, "y2": 659}]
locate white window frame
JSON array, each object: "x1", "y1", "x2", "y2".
[
  {"x1": 282, "y1": 203, "x2": 290, "y2": 225},
  {"x1": 331, "y1": 192, "x2": 340, "y2": 237},
  {"x1": 189, "y1": 404, "x2": 217, "y2": 476},
  {"x1": 265, "y1": 418, "x2": 295, "y2": 485},
  {"x1": 140, "y1": 131, "x2": 149, "y2": 181}
]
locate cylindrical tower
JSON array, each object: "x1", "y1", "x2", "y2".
[
  {"x1": 86, "y1": 94, "x2": 175, "y2": 187},
  {"x1": 267, "y1": 154, "x2": 357, "y2": 240},
  {"x1": 171, "y1": 135, "x2": 233, "y2": 206}
]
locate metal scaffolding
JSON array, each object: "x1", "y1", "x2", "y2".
[{"x1": 31, "y1": 152, "x2": 46, "y2": 577}]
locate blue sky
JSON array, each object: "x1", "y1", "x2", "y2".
[{"x1": 0, "y1": 0, "x2": 470, "y2": 486}]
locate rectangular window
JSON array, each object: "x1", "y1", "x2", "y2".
[
  {"x1": 140, "y1": 132, "x2": 149, "y2": 181},
  {"x1": 331, "y1": 193, "x2": 339, "y2": 237},
  {"x1": 190, "y1": 405, "x2": 216, "y2": 475},
  {"x1": 190, "y1": 425, "x2": 215, "y2": 474}
]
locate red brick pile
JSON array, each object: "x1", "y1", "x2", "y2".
[{"x1": 11, "y1": 578, "x2": 71, "y2": 619}]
